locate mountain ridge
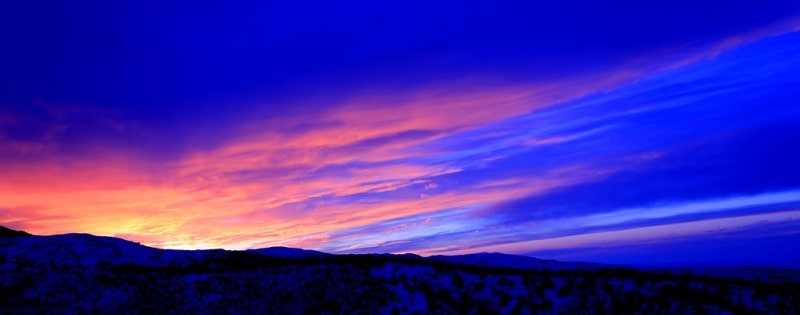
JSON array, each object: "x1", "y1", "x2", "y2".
[
  {"x1": 0, "y1": 225, "x2": 31, "y2": 238},
  {"x1": 2, "y1": 226, "x2": 799, "y2": 314},
  {"x1": 0, "y1": 226, "x2": 597, "y2": 271},
  {"x1": 4, "y1": 225, "x2": 800, "y2": 281}
]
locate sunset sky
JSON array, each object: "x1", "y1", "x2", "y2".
[{"x1": 2, "y1": 1, "x2": 800, "y2": 267}]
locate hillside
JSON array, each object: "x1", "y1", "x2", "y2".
[
  {"x1": 0, "y1": 226, "x2": 31, "y2": 238},
  {"x1": 1, "y1": 227, "x2": 798, "y2": 314}
]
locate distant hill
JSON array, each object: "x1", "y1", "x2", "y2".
[
  {"x1": 246, "y1": 246, "x2": 330, "y2": 259},
  {"x1": 0, "y1": 228, "x2": 327, "y2": 268},
  {"x1": 0, "y1": 226, "x2": 31, "y2": 238},
  {"x1": 1, "y1": 226, "x2": 798, "y2": 314},
  {"x1": 430, "y1": 252, "x2": 601, "y2": 271}
]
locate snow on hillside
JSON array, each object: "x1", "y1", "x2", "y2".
[
  {"x1": 2, "y1": 227, "x2": 799, "y2": 314},
  {"x1": 0, "y1": 231, "x2": 328, "y2": 268},
  {"x1": 0, "y1": 233, "x2": 210, "y2": 267}
]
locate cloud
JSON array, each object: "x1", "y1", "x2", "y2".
[
  {"x1": 434, "y1": 209, "x2": 800, "y2": 256},
  {"x1": 523, "y1": 211, "x2": 800, "y2": 268},
  {"x1": 0, "y1": 206, "x2": 72, "y2": 232},
  {"x1": 1, "y1": 21, "x2": 799, "y2": 255},
  {"x1": 483, "y1": 118, "x2": 800, "y2": 224}
]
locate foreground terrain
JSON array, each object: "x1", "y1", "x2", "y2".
[{"x1": 1, "y1": 227, "x2": 798, "y2": 314}]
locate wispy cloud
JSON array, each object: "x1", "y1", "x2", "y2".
[{"x1": 1, "y1": 21, "x2": 799, "y2": 257}]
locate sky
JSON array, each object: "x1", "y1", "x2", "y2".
[{"x1": 2, "y1": 1, "x2": 800, "y2": 268}]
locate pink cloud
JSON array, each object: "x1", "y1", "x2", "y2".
[{"x1": 2, "y1": 19, "x2": 798, "y2": 251}]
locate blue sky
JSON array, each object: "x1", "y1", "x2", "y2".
[{"x1": 1, "y1": 1, "x2": 799, "y2": 267}]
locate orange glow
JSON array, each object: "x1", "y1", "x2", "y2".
[{"x1": 2, "y1": 20, "x2": 798, "y2": 251}]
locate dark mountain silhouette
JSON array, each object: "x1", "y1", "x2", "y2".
[
  {"x1": 0, "y1": 226, "x2": 30, "y2": 238},
  {"x1": 1, "y1": 226, "x2": 798, "y2": 314}
]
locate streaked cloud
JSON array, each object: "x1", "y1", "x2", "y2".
[{"x1": 1, "y1": 12, "x2": 799, "y2": 269}]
